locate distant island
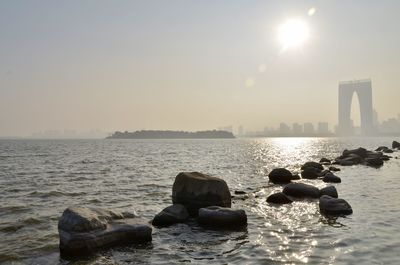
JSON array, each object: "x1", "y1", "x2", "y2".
[{"x1": 106, "y1": 130, "x2": 235, "y2": 139}]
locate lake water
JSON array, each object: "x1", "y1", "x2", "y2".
[{"x1": 1, "y1": 138, "x2": 400, "y2": 264}]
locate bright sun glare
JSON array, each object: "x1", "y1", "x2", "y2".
[{"x1": 278, "y1": 19, "x2": 310, "y2": 50}]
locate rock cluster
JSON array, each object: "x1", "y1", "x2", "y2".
[{"x1": 334, "y1": 147, "x2": 392, "y2": 167}]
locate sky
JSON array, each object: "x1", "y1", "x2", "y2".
[{"x1": 1, "y1": 0, "x2": 400, "y2": 137}]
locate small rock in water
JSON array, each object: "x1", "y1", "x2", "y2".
[
  {"x1": 322, "y1": 172, "x2": 341, "y2": 183},
  {"x1": 329, "y1": 166, "x2": 341, "y2": 172},
  {"x1": 282, "y1": 183, "x2": 320, "y2": 199},
  {"x1": 319, "y1": 186, "x2": 338, "y2": 198},
  {"x1": 392, "y1": 140, "x2": 400, "y2": 149},
  {"x1": 152, "y1": 204, "x2": 189, "y2": 227},
  {"x1": 319, "y1": 195, "x2": 353, "y2": 216},
  {"x1": 319, "y1": 158, "x2": 331, "y2": 164},
  {"x1": 172, "y1": 172, "x2": 231, "y2": 215},
  {"x1": 301, "y1": 161, "x2": 324, "y2": 171},
  {"x1": 198, "y1": 206, "x2": 247, "y2": 228},
  {"x1": 268, "y1": 168, "x2": 293, "y2": 184},
  {"x1": 234, "y1": 190, "x2": 246, "y2": 195},
  {"x1": 291, "y1": 173, "x2": 301, "y2": 180},
  {"x1": 266, "y1": 192, "x2": 293, "y2": 204},
  {"x1": 301, "y1": 167, "x2": 321, "y2": 179}
]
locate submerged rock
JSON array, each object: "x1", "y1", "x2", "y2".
[
  {"x1": 152, "y1": 204, "x2": 189, "y2": 227},
  {"x1": 319, "y1": 158, "x2": 331, "y2": 164},
  {"x1": 268, "y1": 168, "x2": 293, "y2": 184},
  {"x1": 58, "y1": 206, "x2": 152, "y2": 256},
  {"x1": 343, "y1": 147, "x2": 368, "y2": 158},
  {"x1": 319, "y1": 195, "x2": 353, "y2": 216},
  {"x1": 282, "y1": 183, "x2": 320, "y2": 199},
  {"x1": 301, "y1": 161, "x2": 324, "y2": 171},
  {"x1": 319, "y1": 186, "x2": 338, "y2": 198},
  {"x1": 329, "y1": 166, "x2": 341, "y2": 172},
  {"x1": 198, "y1": 206, "x2": 247, "y2": 228},
  {"x1": 172, "y1": 172, "x2": 231, "y2": 215},
  {"x1": 291, "y1": 173, "x2": 301, "y2": 180},
  {"x1": 301, "y1": 167, "x2": 321, "y2": 179},
  {"x1": 322, "y1": 172, "x2": 341, "y2": 183},
  {"x1": 392, "y1": 141, "x2": 400, "y2": 149},
  {"x1": 266, "y1": 192, "x2": 293, "y2": 204}
]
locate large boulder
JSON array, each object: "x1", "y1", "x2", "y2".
[
  {"x1": 392, "y1": 141, "x2": 400, "y2": 149},
  {"x1": 301, "y1": 167, "x2": 321, "y2": 179},
  {"x1": 282, "y1": 183, "x2": 320, "y2": 199},
  {"x1": 322, "y1": 172, "x2": 341, "y2": 183},
  {"x1": 266, "y1": 192, "x2": 293, "y2": 204},
  {"x1": 198, "y1": 206, "x2": 247, "y2": 228},
  {"x1": 301, "y1": 161, "x2": 324, "y2": 171},
  {"x1": 319, "y1": 186, "x2": 338, "y2": 198},
  {"x1": 343, "y1": 147, "x2": 368, "y2": 158},
  {"x1": 172, "y1": 172, "x2": 231, "y2": 215},
  {"x1": 152, "y1": 204, "x2": 189, "y2": 227},
  {"x1": 319, "y1": 195, "x2": 353, "y2": 216},
  {"x1": 58, "y1": 206, "x2": 152, "y2": 256},
  {"x1": 268, "y1": 168, "x2": 293, "y2": 184},
  {"x1": 365, "y1": 157, "x2": 384, "y2": 167}
]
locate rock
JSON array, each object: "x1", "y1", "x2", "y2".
[
  {"x1": 337, "y1": 154, "x2": 363, "y2": 165},
  {"x1": 282, "y1": 183, "x2": 320, "y2": 199},
  {"x1": 392, "y1": 141, "x2": 400, "y2": 149},
  {"x1": 301, "y1": 161, "x2": 324, "y2": 171},
  {"x1": 319, "y1": 195, "x2": 353, "y2": 216},
  {"x1": 322, "y1": 172, "x2": 341, "y2": 183},
  {"x1": 172, "y1": 172, "x2": 231, "y2": 215},
  {"x1": 234, "y1": 190, "x2": 246, "y2": 195},
  {"x1": 198, "y1": 206, "x2": 247, "y2": 228},
  {"x1": 319, "y1": 186, "x2": 338, "y2": 198},
  {"x1": 152, "y1": 204, "x2": 189, "y2": 227},
  {"x1": 343, "y1": 147, "x2": 368, "y2": 158},
  {"x1": 376, "y1": 146, "x2": 389, "y2": 152},
  {"x1": 329, "y1": 166, "x2": 341, "y2": 172},
  {"x1": 365, "y1": 157, "x2": 384, "y2": 167},
  {"x1": 319, "y1": 158, "x2": 331, "y2": 164},
  {"x1": 266, "y1": 192, "x2": 293, "y2": 204},
  {"x1": 58, "y1": 206, "x2": 152, "y2": 256},
  {"x1": 301, "y1": 167, "x2": 321, "y2": 179},
  {"x1": 268, "y1": 168, "x2": 293, "y2": 184},
  {"x1": 382, "y1": 155, "x2": 391, "y2": 161},
  {"x1": 291, "y1": 173, "x2": 301, "y2": 180},
  {"x1": 319, "y1": 169, "x2": 331, "y2": 176}
]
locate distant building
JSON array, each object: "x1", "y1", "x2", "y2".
[
  {"x1": 279, "y1": 123, "x2": 291, "y2": 135},
  {"x1": 218, "y1": 125, "x2": 233, "y2": 133},
  {"x1": 304, "y1": 123, "x2": 314, "y2": 135},
  {"x1": 317, "y1": 122, "x2": 329, "y2": 134},
  {"x1": 237, "y1": 125, "x2": 244, "y2": 136},
  {"x1": 292, "y1": 123, "x2": 303, "y2": 135}
]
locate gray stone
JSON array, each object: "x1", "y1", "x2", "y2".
[
  {"x1": 198, "y1": 206, "x2": 247, "y2": 228},
  {"x1": 301, "y1": 167, "x2": 321, "y2": 179},
  {"x1": 319, "y1": 186, "x2": 338, "y2": 198},
  {"x1": 322, "y1": 172, "x2": 341, "y2": 183},
  {"x1": 319, "y1": 195, "x2": 353, "y2": 216},
  {"x1": 365, "y1": 157, "x2": 384, "y2": 167},
  {"x1": 301, "y1": 161, "x2": 324, "y2": 171},
  {"x1": 152, "y1": 204, "x2": 189, "y2": 227},
  {"x1": 172, "y1": 172, "x2": 231, "y2": 215},
  {"x1": 282, "y1": 183, "x2": 320, "y2": 199},
  {"x1": 58, "y1": 206, "x2": 152, "y2": 256},
  {"x1": 268, "y1": 168, "x2": 293, "y2": 184},
  {"x1": 266, "y1": 192, "x2": 293, "y2": 204},
  {"x1": 392, "y1": 141, "x2": 400, "y2": 149}
]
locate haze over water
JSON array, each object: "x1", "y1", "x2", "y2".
[{"x1": 1, "y1": 138, "x2": 400, "y2": 264}]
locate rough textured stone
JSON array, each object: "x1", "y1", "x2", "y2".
[
  {"x1": 152, "y1": 204, "x2": 189, "y2": 227},
  {"x1": 172, "y1": 172, "x2": 231, "y2": 215},
  {"x1": 266, "y1": 192, "x2": 293, "y2": 204},
  {"x1": 301, "y1": 161, "x2": 324, "y2": 171},
  {"x1": 282, "y1": 183, "x2": 320, "y2": 199},
  {"x1": 319, "y1": 195, "x2": 353, "y2": 216},
  {"x1": 268, "y1": 168, "x2": 293, "y2": 184},
  {"x1": 58, "y1": 206, "x2": 152, "y2": 256},
  {"x1": 198, "y1": 206, "x2": 247, "y2": 228},
  {"x1": 319, "y1": 186, "x2": 338, "y2": 198},
  {"x1": 322, "y1": 172, "x2": 342, "y2": 183}
]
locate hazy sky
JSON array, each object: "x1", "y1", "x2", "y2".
[{"x1": 1, "y1": 0, "x2": 400, "y2": 136}]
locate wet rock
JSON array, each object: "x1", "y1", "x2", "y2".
[
  {"x1": 58, "y1": 206, "x2": 152, "y2": 256},
  {"x1": 319, "y1": 195, "x2": 353, "y2": 216},
  {"x1": 172, "y1": 172, "x2": 231, "y2": 215},
  {"x1": 322, "y1": 172, "x2": 341, "y2": 183},
  {"x1": 198, "y1": 206, "x2": 247, "y2": 228},
  {"x1": 375, "y1": 146, "x2": 389, "y2": 152},
  {"x1": 282, "y1": 183, "x2": 320, "y2": 199},
  {"x1": 234, "y1": 190, "x2": 246, "y2": 195},
  {"x1": 268, "y1": 168, "x2": 293, "y2": 184},
  {"x1": 319, "y1": 158, "x2": 331, "y2": 164},
  {"x1": 266, "y1": 192, "x2": 293, "y2": 204},
  {"x1": 365, "y1": 157, "x2": 384, "y2": 167},
  {"x1": 319, "y1": 169, "x2": 331, "y2": 177},
  {"x1": 329, "y1": 166, "x2": 341, "y2": 172},
  {"x1": 291, "y1": 173, "x2": 301, "y2": 180},
  {"x1": 301, "y1": 167, "x2": 321, "y2": 179},
  {"x1": 301, "y1": 161, "x2": 324, "y2": 171},
  {"x1": 382, "y1": 155, "x2": 391, "y2": 161},
  {"x1": 319, "y1": 186, "x2": 338, "y2": 198},
  {"x1": 152, "y1": 204, "x2": 189, "y2": 227},
  {"x1": 392, "y1": 141, "x2": 400, "y2": 149},
  {"x1": 343, "y1": 147, "x2": 368, "y2": 158}
]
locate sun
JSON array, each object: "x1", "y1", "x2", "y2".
[{"x1": 278, "y1": 19, "x2": 310, "y2": 50}]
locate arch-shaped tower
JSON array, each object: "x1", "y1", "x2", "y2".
[{"x1": 338, "y1": 79, "x2": 374, "y2": 136}]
